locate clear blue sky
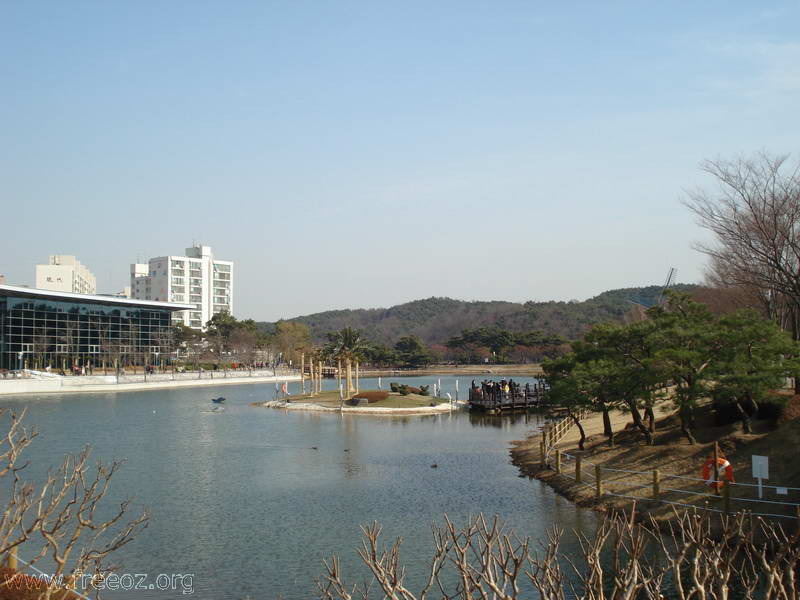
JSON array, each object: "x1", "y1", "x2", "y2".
[{"x1": 2, "y1": 1, "x2": 798, "y2": 320}]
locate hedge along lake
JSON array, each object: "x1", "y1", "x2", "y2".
[{"x1": 0, "y1": 375, "x2": 596, "y2": 599}]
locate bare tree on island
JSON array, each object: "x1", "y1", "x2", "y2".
[
  {"x1": 317, "y1": 509, "x2": 800, "y2": 600},
  {"x1": 0, "y1": 410, "x2": 148, "y2": 598},
  {"x1": 685, "y1": 151, "x2": 800, "y2": 390}
]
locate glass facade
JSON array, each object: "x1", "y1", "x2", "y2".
[{"x1": 0, "y1": 290, "x2": 184, "y2": 371}]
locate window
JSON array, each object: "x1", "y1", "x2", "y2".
[{"x1": 88, "y1": 345, "x2": 99, "y2": 354}]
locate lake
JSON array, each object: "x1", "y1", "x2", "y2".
[{"x1": 0, "y1": 375, "x2": 595, "y2": 599}]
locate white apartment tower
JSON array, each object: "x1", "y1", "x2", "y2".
[
  {"x1": 130, "y1": 245, "x2": 233, "y2": 329},
  {"x1": 35, "y1": 255, "x2": 97, "y2": 295}
]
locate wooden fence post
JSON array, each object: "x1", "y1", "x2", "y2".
[
  {"x1": 723, "y1": 480, "x2": 731, "y2": 515},
  {"x1": 575, "y1": 455, "x2": 582, "y2": 484},
  {"x1": 6, "y1": 546, "x2": 17, "y2": 570},
  {"x1": 540, "y1": 441, "x2": 546, "y2": 468},
  {"x1": 555, "y1": 450, "x2": 562, "y2": 474},
  {"x1": 595, "y1": 466, "x2": 603, "y2": 497},
  {"x1": 653, "y1": 470, "x2": 660, "y2": 501}
]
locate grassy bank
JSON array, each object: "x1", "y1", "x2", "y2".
[
  {"x1": 511, "y1": 396, "x2": 800, "y2": 523},
  {"x1": 272, "y1": 389, "x2": 449, "y2": 409}
]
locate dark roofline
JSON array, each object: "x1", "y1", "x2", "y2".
[{"x1": 0, "y1": 284, "x2": 193, "y2": 312}]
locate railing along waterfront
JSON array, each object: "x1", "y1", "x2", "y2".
[
  {"x1": 468, "y1": 382, "x2": 550, "y2": 412},
  {"x1": 540, "y1": 425, "x2": 800, "y2": 521},
  {"x1": 116, "y1": 367, "x2": 296, "y2": 384},
  {"x1": 1, "y1": 368, "x2": 299, "y2": 387}
]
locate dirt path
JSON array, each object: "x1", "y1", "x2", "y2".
[
  {"x1": 553, "y1": 405, "x2": 674, "y2": 449},
  {"x1": 511, "y1": 401, "x2": 800, "y2": 523}
]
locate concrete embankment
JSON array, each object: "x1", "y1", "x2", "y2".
[{"x1": 0, "y1": 372, "x2": 301, "y2": 396}]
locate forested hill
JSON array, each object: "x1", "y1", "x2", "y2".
[{"x1": 258, "y1": 284, "x2": 697, "y2": 345}]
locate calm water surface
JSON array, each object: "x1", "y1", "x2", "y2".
[{"x1": 0, "y1": 375, "x2": 595, "y2": 599}]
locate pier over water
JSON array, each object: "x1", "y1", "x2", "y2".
[{"x1": 468, "y1": 378, "x2": 549, "y2": 412}]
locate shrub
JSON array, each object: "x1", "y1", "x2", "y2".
[
  {"x1": 713, "y1": 391, "x2": 786, "y2": 424},
  {"x1": 353, "y1": 391, "x2": 390, "y2": 403},
  {"x1": 398, "y1": 385, "x2": 410, "y2": 396},
  {"x1": 390, "y1": 383, "x2": 399, "y2": 393},
  {"x1": 758, "y1": 397, "x2": 786, "y2": 420},
  {"x1": 419, "y1": 385, "x2": 430, "y2": 396}
]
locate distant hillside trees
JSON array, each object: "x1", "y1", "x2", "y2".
[
  {"x1": 393, "y1": 336, "x2": 434, "y2": 368},
  {"x1": 256, "y1": 285, "x2": 698, "y2": 348},
  {"x1": 446, "y1": 328, "x2": 568, "y2": 364}
]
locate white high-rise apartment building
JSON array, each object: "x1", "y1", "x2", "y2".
[
  {"x1": 130, "y1": 245, "x2": 233, "y2": 329},
  {"x1": 35, "y1": 255, "x2": 97, "y2": 295}
]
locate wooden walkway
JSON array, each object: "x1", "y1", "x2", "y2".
[{"x1": 468, "y1": 383, "x2": 549, "y2": 412}]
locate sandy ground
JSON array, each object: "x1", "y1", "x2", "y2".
[{"x1": 552, "y1": 405, "x2": 674, "y2": 449}]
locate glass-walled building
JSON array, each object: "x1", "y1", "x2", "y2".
[{"x1": 0, "y1": 284, "x2": 193, "y2": 372}]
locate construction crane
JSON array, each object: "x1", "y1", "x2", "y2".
[
  {"x1": 656, "y1": 267, "x2": 677, "y2": 305},
  {"x1": 626, "y1": 267, "x2": 677, "y2": 309}
]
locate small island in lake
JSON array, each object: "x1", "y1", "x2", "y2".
[{"x1": 258, "y1": 385, "x2": 459, "y2": 415}]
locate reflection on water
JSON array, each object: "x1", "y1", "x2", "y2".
[
  {"x1": 468, "y1": 410, "x2": 547, "y2": 428},
  {"x1": 0, "y1": 375, "x2": 594, "y2": 599}
]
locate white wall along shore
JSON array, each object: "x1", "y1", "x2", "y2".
[{"x1": 0, "y1": 370, "x2": 300, "y2": 396}]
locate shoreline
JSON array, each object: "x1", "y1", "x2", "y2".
[
  {"x1": 0, "y1": 374, "x2": 301, "y2": 397},
  {"x1": 510, "y1": 401, "x2": 800, "y2": 527},
  {"x1": 259, "y1": 398, "x2": 465, "y2": 416},
  {"x1": 510, "y1": 405, "x2": 689, "y2": 520}
]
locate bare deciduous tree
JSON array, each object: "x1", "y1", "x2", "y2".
[
  {"x1": 59, "y1": 318, "x2": 80, "y2": 374},
  {"x1": 0, "y1": 409, "x2": 148, "y2": 598},
  {"x1": 318, "y1": 509, "x2": 799, "y2": 600},
  {"x1": 685, "y1": 152, "x2": 800, "y2": 391}
]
